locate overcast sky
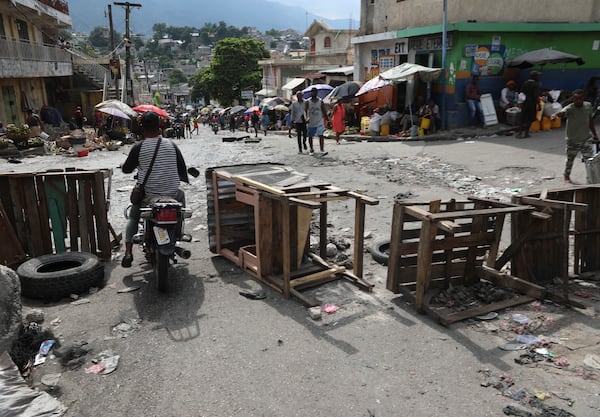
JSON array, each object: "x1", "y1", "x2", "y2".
[{"x1": 273, "y1": 0, "x2": 360, "y2": 20}]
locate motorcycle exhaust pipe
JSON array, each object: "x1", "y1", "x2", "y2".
[{"x1": 175, "y1": 246, "x2": 191, "y2": 259}]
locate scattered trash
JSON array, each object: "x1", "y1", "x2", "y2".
[
  {"x1": 534, "y1": 390, "x2": 551, "y2": 400},
  {"x1": 34, "y1": 353, "x2": 47, "y2": 366},
  {"x1": 239, "y1": 289, "x2": 266, "y2": 300},
  {"x1": 516, "y1": 334, "x2": 539, "y2": 345},
  {"x1": 476, "y1": 312, "x2": 498, "y2": 320},
  {"x1": 97, "y1": 354, "x2": 119, "y2": 375},
  {"x1": 573, "y1": 290, "x2": 592, "y2": 298},
  {"x1": 512, "y1": 313, "x2": 532, "y2": 324},
  {"x1": 38, "y1": 340, "x2": 55, "y2": 355},
  {"x1": 322, "y1": 303, "x2": 340, "y2": 314},
  {"x1": 541, "y1": 175, "x2": 555, "y2": 180},
  {"x1": 40, "y1": 373, "x2": 61, "y2": 388},
  {"x1": 50, "y1": 318, "x2": 61, "y2": 326},
  {"x1": 70, "y1": 298, "x2": 91, "y2": 306},
  {"x1": 84, "y1": 363, "x2": 105, "y2": 374},
  {"x1": 510, "y1": 389, "x2": 527, "y2": 400},
  {"x1": 499, "y1": 343, "x2": 528, "y2": 351},
  {"x1": 117, "y1": 286, "x2": 140, "y2": 293},
  {"x1": 111, "y1": 320, "x2": 140, "y2": 338},
  {"x1": 308, "y1": 306, "x2": 322, "y2": 320},
  {"x1": 553, "y1": 358, "x2": 570, "y2": 367},
  {"x1": 503, "y1": 405, "x2": 533, "y2": 417}
]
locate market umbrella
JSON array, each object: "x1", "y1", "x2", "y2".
[
  {"x1": 379, "y1": 63, "x2": 442, "y2": 83},
  {"x1": 230, "y1": 105, "x2": 246, "y2": 114},
  {"x1": 244, "y1": 106, "x2": 261, "y2": 115},
  {"x1": 323, "y1": 81, "x2": 363, "y2": 103},
  {"x1": 302, "y1": 84, "x2": 334, "y2": 99},
  {"x1": 355, "y1": 76, "x2": 393, "y2": 96},
  {"x1": 132, "y1": 104, "x2": 169, "y2": 119},
  {"x1": 506, "y1": 48, "x2": 585, "y2": 69},
  {"x1": 95, "y1": 99, "x2": 137, "y2": 118},
  {"x1": 97, "y1": 107, "x2": 130, "y2": 120},
  {"x1": 273, "y1": 104, "x2": 289, "y2": 112}
]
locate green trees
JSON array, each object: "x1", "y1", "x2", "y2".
[{"x1": 191, "y1": 38, "x2": 269, "y2": 106}]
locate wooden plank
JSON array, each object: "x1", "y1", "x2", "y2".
[
  {"x1": 386, "y1": 203, "x2": 405, "y2": 292},
  {"x1": 319, "y1": 200, "x2": 327, "y2": 259},
  {"x1": 8, "y1": 178, "x2": 27, "y2": 253},
  {"x1": 415, "y1": 217, "x2": 434, "y2": 312},
  {"x1": 347, "y1": 191, "x2": 380, "y2": 205},
  {"x1": 432, "y1": 295, "x2": 535, "y2": 326},
  {"x1": 22, "y1": 177, "x2": 44, "y2": 257},
  {"x1": 429, "y1": 206, "x2": 534, "y2": 220},
  {"x1": 256, "y1": 193, "x2": 272, "y2": 277},
  {"x1": 290, "y1": 266, "x2": 345, "y2": 288},
  {"x1": 486, "y1": 214, "x2": 505, "y2": 268},
  {"x1": 231, "y1": 175, "x2": 286, "y2": 195},
  {"x1": 66, "y1": 173, "x2": 79, "y2": 251},
  {"x1": 0, "y1": 200, "x2": 26, "y2": 266},
  {"x1": 44, "y1": 175, "x2": 68, "y2": 253},
  {"x1": 78, "y1": 181, "x2": 90, "y2": 252},
  {"x1": 92, "y1": 171, "x2": 111, "y2": 259},
  {"x1": 281, "y1": 197, "x2": 291, "y2": 297},
  {"x1": 34, "y1": 176, "x2": 53, "y2": 254},
  {"x1": 82, "y1": 178, "x2": 97, "y2": 255},
  {"x1": 518, "y1": 196, "x2": 587, "y2": 212},
  {"x1": 353, "y1": 199, "x2": 366, "y2": 278},
  {"x1": 296, "y1": 206, "x2": 313, "y2": 267}
]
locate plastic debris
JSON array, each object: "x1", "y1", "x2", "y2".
[
  {"x1": 70, "y1": 298, "x2": 91, "y2": 306},
  {"x1": 499, "y1": 343, "x2": 528, "y2": 351},
  {"x1": 510, "y1": 389, "x2": 527, "y2": 400},
  {"x1": 38, "y1": 340, "x2": 55, "y2": 355},
  {"x1": 476, "y1": 312, "x2": 498, "y2": 320},
  {"x1": 534, "y1": 390, "x2": 551, "y2": 400},
  {"x1": 553, "y1": 358, "x2": 570, "y2": 367},
  {"x1": 308, "y1": 306, "x2": 322, "y2": 320},
  {"x1": 516, "y1": 334, "x2": 539, "y2": 345},
  {"x1": 117, "y1": 286, "x2": 140, "y2": 293},
  {"x1": 84, "y1": 363, "x2": 106, "y2": 374},
  {"x1": 322, "y1": 303, "x2": 340, "y2": 314},
  {"x1": 99, "y1": 355, "x2": 120, "y2": 375},
  {"x1": 512, "y1": 313, "x2": 532, "y2": 324}
]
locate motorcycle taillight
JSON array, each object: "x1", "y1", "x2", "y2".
[{"x1": 155, "y1": 208, "x2": 178, "y2": 222}]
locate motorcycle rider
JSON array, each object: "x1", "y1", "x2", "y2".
[{"x1": 120, "y1": 111, "x2": 190, "y2": 268}]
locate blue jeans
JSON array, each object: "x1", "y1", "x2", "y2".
[{"x1": 467, "y1": 99, "x2": 484, "y2": 126}]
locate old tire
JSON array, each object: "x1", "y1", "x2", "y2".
[
  {"x1": 155, "y1": 251, "x2": 169, "y2": 292},
  {"x1": 17, "y1": 252, "x2": 104, "y2": 300},
  {"x1": 369, "y1": 239, "x2": 390, "y2": 265}
]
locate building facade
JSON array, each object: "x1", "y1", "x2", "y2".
[
  {"x1": 355, "y1": 0, "x2": 600, "y2": 127},
  {"x1": 0, "y1": 0, "x2": 72, "y2": 125}
]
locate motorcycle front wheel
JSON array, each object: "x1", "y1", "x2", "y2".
[{"x1": 155, "y1": 250, "x2": 169, "y2": 292}]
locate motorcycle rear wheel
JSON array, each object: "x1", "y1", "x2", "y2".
[{"x1": 155, "y1": 251, "x2": 169, "y2": 292}]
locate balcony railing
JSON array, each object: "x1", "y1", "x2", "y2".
[
  {"x1": 0, "y1": 37, "x2": 71, "y2": 63},
  {"x1": 39, "y1": 0, "x2": 69, "y2": 14}
]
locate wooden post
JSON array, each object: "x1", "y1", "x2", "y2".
[
  {"x1": 353, "y1": 198, "x2": 366, "y2": 278},
  {"x1": 386, "y1": 203, "x2": 405, "y2": 292},
  {"x1": 282, "y1": 197, "x2": 291, "y2": 298},
  {"x1": 415, "y1": 218, "x2": 434, "y2": 312},
  {"x1": 319, "y1": 200, "x2": 327, "y2": 258}
]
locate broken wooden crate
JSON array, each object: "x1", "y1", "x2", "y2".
[
  {"x1": 511, "y1": 185, "x2": 600, "y2": 296},
  {"x1": 206, "y1": 163, "x2": 379, "y2": 306},
  {"x1": 0, "y1": 169, "x2": 113, "y2": 266},
  {"x1": 384, "y1": 197, "x2": 561, "y2": 325}
]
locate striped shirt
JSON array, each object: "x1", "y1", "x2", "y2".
[{"x1": 124, "y1": 136, "x2": 181, "y2": 198}]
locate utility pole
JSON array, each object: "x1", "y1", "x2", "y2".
[
  {"x1": 108, "y1": 5, "x2": 119, "y2": 98},
  {"x1": 114, "y1": 2, "x2": 141, "y2": 106}
]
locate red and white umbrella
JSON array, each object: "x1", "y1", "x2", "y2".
[{"x1": 355, "y1": 76, "x2": 393, "y2": 96}]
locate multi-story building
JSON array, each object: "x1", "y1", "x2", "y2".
[
  {"x1": 258, "y1": 20, "x2": 357, "y2": 100},
  {"x1": 354, "y1": 0, "x2": 600, "y2": 127},
  {"x1": 0, "y1": 0, "x2": 72, "y2": 125}
]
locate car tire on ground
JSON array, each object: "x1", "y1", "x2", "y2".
[
  {"x1": 16, "y1": 252, "x2": 104, "y2": 301},
  {"x1": 369, "y1": 239, "x2": 391, "y2": 265}
]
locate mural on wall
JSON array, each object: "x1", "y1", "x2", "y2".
[
  {"x1": 466, "y1": 43, "x2": 506, "y2": 76},
  {"x1": 365, "y1": 48, "x2": 392, "y2": 80}
]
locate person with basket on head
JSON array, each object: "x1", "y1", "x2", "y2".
[{"x1": 120, "y1": 111, "x2": 190, "y2": 268}]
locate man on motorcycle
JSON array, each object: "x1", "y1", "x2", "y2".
[{"x1": 120, "y1": 111, "x2": 190, "y2": 268}]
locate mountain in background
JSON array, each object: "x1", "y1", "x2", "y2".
[{"x1": 68, "y1": 0, "x2": 358, "y2": 37}]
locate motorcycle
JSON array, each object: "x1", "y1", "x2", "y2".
[{"x1": 126, "y1": 168, "x2": 199, "y2": 292}]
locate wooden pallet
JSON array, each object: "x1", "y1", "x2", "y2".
[
  {"x1": 384, "y1": 197, "x2": 569, "y2": 325},
  {"x1": 0, "y1": 169, "x2": 112, "y2": 264},
  {"x1": 206, "y1": 163, "x2": 378, "y2": 306}
]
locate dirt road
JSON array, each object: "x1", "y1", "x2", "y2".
[{"x1": 4, "y1": 124, "x2": 600, "y2": 417}]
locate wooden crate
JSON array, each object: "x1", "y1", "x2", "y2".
[
  {"x1": 206, "y1": 163, "x2": 379, "y2": 306},
  {"x1": 511, "y1": 185, "x2": 600, "y2": 299},
  {"x1": 385, "y1": 197, "x2": 555, "y2": 325},
  {"x1": 0, "y1": 169, "x2": 112, "y2": 264}
]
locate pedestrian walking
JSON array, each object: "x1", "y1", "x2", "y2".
[
  {"x1": 552, "y1": 89, "x2": 599, "y2": 182},
  {"x1": 260, "y1": 110, "x2": 269, "y2": 136},
  {"x1": 284, "y1": 112, "x2": 292, "y2": 138},
  {"x1": 291, "y1": 91, "x2": 307, "y2": 153},
  {"x1": 465, "y1": 75, "x2": 484, "y2": 127},
  {"x1": 517, "y1": 71, "x2": 542, "y2": 138},
  {"x1": 251, "y1": 111, "x2": 260, "y2": 137},
  {"x1": 331, "y1": 100, "x2": 346, "y2": 144},
  {"x1": 305, "y1": 87, "x2": 329, "y2": 155}
]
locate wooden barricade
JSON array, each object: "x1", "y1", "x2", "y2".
[
  {"x1": 206, "y1": 163, "x2": 379, "y2": 306},
  {"x1": 511, "y1": 185, "x2": 600, "y2": 295},
  {"x1": 386, "y1": 197, "x2": 550, "y2": 325},
  {"x1": 0, "y1": 169, "x2": 112, "y2": 266}
]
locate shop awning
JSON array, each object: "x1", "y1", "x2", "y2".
[
  {"x1": 282, "y1": 78, "x2": 306, "y2": 90},
  {"x1": 255, "y1": 88, "x2": 277, "y2": 96}
]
